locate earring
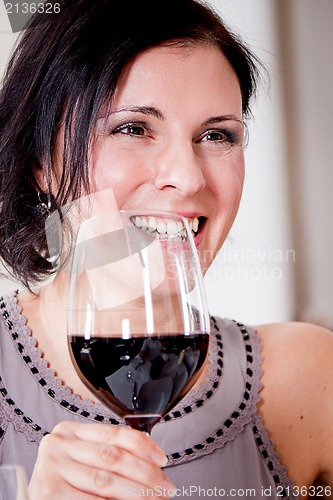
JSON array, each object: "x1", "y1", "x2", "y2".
[
  {"x1": 36, "y1": 191, "x2": 62, "y2": 270},
  {"x1": 37, "y1": 191, "x2": 52, "y2": 216}
]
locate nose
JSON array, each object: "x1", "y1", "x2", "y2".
[{"x1": 153, "y1": 140, "x2": 206, "y2": 196}]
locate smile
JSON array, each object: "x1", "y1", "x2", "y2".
[{"x1": 131, "y1": 215, "x2": 202, "y2": 242}]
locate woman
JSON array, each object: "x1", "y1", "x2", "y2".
[{"x1": 0, "y1": 0, "x2": 332, "y2": 498}]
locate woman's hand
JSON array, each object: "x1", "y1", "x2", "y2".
[{"x1": 28, "y1": 421, "x2": 175, "y2": 500}]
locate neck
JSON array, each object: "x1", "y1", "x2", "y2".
[
  {"x1": 37, "y1": 272, "x2": 70, "y2": 332},
  {"x1": 18, "y1": 272, "x2": 71, "y2": 370},
  {"x1": 18, "y1": 272, "x2": 100, "y2": 400}
]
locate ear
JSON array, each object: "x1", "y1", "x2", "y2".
[
  {"x1": 32, "y1": 162, "x2": 61, "y2": 197},
  {"x1": 32, "y1": 127, "x2": 65, "y2": 196},
  {"x1": 32, "y1": 164, "x2": 50, "y2": 194}
]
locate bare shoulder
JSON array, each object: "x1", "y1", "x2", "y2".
[
  {"x1": 255, "y1": 321, "x2": 333, "y2": 489},
  {"x1": 256, "y1": 320, "x2": 333, "y2": 374},
  {"x1": 255, "y1": 321, "x2": 333, "y2": 415}
]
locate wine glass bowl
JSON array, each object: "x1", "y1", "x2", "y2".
[{"x1": 67, "y1": 210, "x2": 210, "y2": 433}]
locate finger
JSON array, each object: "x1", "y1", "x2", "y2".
[
  {"x1": 29, "y1": 469, "x2": 111, "y2": 500},
  {"x1": 60, "y1": 459, "x2": 175, "y2": 500},
  {"x1": 66, "y1": 439, "x2": 170, "y2": 490},
  {"x1": 53, "y1": 422, "x2": 168, "y2": 466}
]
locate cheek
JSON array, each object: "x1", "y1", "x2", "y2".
[
  {"x1": 89, "y1": 141, "x2": 147, "y2": 205},
  {"x1": 209, "y1": 152, "x2": 245, "y2": 214},
  {"x1": 226, "y1": 163, "x2": 245, "y2": 216},
  {"x1": 203, "y1": 153, "x2": 245, "y2": 261}
]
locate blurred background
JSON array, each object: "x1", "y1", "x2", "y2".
[{"x1": 0, "y1": 0, "x2": 332, "y2": 327}]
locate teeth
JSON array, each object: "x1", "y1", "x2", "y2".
[
  {"x1": 135, "y1": 216, "x2": 142, "y2": 227},
  {"x1": 133, "y1": 216, "x2": 200, "y2": 240},
  {"x1": 141, "y1": 217, "x2": 149, "y2": 228},
  {"x1": 149, "y1": 217, "x2": 157, "y2": 230},
  {"x1": 166, "y1": 220, "x2": 178, "y2": 235},
  {"x1": 157, "y1": 220, "x2": 167, "y2": 234}
]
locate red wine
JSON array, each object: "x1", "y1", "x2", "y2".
[{"x1": 68, "y1": 334, "x2": 209, "y2": 433}]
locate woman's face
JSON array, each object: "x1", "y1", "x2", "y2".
[{"x1": 90, "y1": 43, "x2": 245, "y2": 273}]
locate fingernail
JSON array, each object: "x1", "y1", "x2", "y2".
[{"x1": 151, "y1": 450, "x2": 168, "y2": 467}]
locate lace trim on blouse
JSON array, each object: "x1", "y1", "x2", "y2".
[
  {"x1": 0, "y1": 405, "x2": 8, "y2": 444},
  {"x1": 252, "y1": 413, "x2": 298, "y2": 499}
]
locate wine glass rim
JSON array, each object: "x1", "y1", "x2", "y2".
[
  {"x1": 79, "y1": 209, "x2": 191, "y2": 223},
  {"x1": 76, "y1": 209, "x2": 194, "y2": 244}
]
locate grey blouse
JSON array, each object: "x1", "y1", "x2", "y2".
[{"x1": 0, "y1": 292, "x2": 298, "y2": 499}]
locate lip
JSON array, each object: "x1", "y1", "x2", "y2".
[
  {"x1": 168, "y1": 211, "x2": 204, "y2": 218},
  {"x1": 123, "y1": 208, "x2": 205, "y2": 219}
]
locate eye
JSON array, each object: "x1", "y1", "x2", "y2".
[
  {"x1": 112, "y1": 122, "x2": 150, "y2": 137},
  {"x1": 198, "y1": 129, "x2": 239, "y2": 144},
  {"x1": 121, "y1": 125, "x2": 144, "y2": 136},
  {"x1": 204, "y1": 132, "x2": 225, "y2": 142}
]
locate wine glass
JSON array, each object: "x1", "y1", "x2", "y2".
[
  {"x1": 67, "y1": 210, "x2": 210, "y2": 434},
  {"x1": 0, "y1": 465, "x2": 29, "y2": 500}
]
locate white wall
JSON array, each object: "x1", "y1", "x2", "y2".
[{"x1": 275, "y1": 0, "x2": 333, "y2": 328}]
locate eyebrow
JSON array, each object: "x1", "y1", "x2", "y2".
[
  {"x1": 111, "y1": 106, "x2": 165, "y2": 120},
  {"x1": 202, "y1": 115, "x2": 243, "y2": 127}
]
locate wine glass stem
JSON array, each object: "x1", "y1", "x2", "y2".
[{"x1": 125, "y1": 415, "x2": 161, "y2": 434}]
